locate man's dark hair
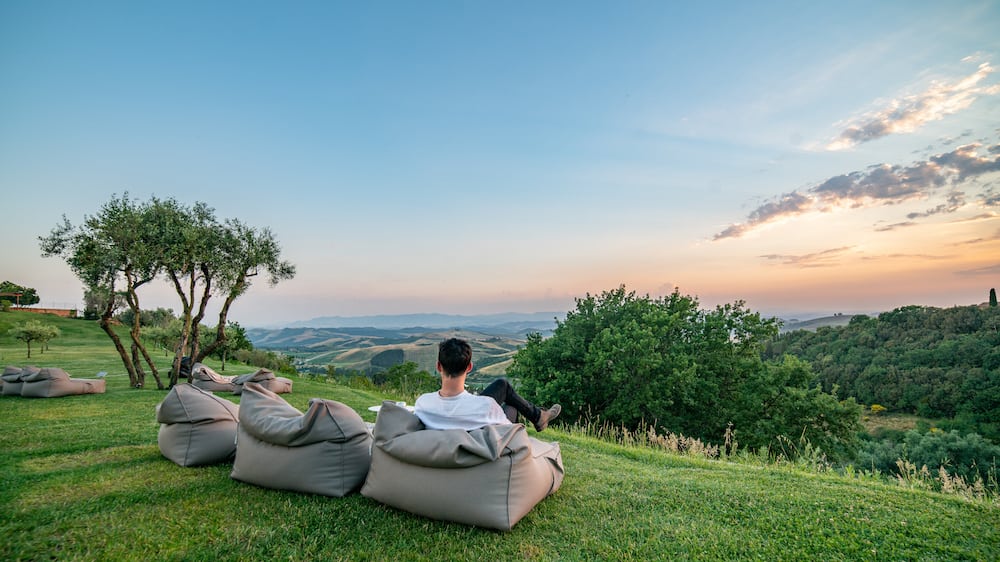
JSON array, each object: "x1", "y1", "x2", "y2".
[{"x1": 438, "y1": 338, "x2": 472, "y2": 377}]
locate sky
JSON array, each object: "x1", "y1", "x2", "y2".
[{"x1": 2, "y1": 1, "x2": 999, "y2": 327}]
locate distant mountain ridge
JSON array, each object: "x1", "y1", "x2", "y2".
[{"x1": 285, "y1": 311, "x2": 565, "y2": 331}]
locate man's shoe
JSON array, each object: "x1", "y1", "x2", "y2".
[{"x1": 534, "y1": 404, "x2": 561, "y2": 432}]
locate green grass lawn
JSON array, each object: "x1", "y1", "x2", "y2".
[{"x1": 2, "y1": 311, "x2": 999, "y2": 560}]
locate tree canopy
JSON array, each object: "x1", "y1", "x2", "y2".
[
  {"x1": 509, "y1": 286, "x2": 861, "y2": 459},
  {"x1": 0, "y1": 281, "x2": 40, "y2": 307},
  {"x1": 764, "y1": 304, "x2": 1000, "y2": 442},
  {"x1": 8, "y1": 320, "x2": 60, "y2": 358},
  {"x1": 40, "y1": 193, "x2": 295, "y2": 387}
]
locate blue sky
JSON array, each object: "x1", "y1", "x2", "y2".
[{"x1": 3, "y1": 1, "x2": 999, "y2": 326}]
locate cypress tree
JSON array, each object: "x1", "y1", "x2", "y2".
[{"x1": 990, "y1": 288, "x2": 998, "y2": 307}]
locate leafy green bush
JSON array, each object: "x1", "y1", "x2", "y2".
[
  {"x1": 372, "y1": 361, "x2": 438, "y2": 394},
  {"x1": 857, "y1": 429, "x2": 1000, "y2": 491},
  {"x1": 233, "y1": 348, "x2": 296, "y2": 374},
  {"x1": 334, "y1": 361, "x2": 439, "y2": 401},
  {"x1": 765, "y1": 305, "x2": 1000, "y2": 441},
  {"x1": 509, "y1": 286, "x2": 861, "y2": 460}
]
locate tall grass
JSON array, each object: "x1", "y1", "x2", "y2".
[{"x1": 556, "y1": 414, "x2": 998, "y2": 504}]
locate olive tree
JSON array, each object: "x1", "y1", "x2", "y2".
[
  {"x1": 148, "y1": 200, "x2": 295, "y2": 386},
  {"x1": 40, "y1": 194, "x2": 164, "y2": 388},
  {"x1": 146, "y1": 197, "x2": 220, "y2": 386},
  {"x1": 42, "y1": 193, "x2": 296, "y2": 388},
  {"x1": 193, "y1": 219, "x2": 295, "y2": 365},
  {"x1": 8, "y1": 320, "x2": 59, "y2": 358}
]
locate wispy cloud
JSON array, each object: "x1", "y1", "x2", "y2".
[
  {"x1": 714, "y1": 192, "x2": 811, "y2": 239},
  {"x1": 874, "y1": 221, "x2": 918, "y2": 232},
  {"x1": 982, "y1": 191, "x2": 1000, "y2": 207},
  {"x1": 859, "y1": 253, "x2": 948, "y2": 261},
  {"x1": 956, "y1": 263, "x2": 1000, "y2": 276},
  {"x1": 759, "y1": 246, "x2": 853, "y2": 268},
  {"x1": 759, "y1": 247, "x2": 952, "y2": 268},
  {"x1": 950, "y1": 212, "x2": 999, "y2": 223},
  {"x1": 827, "y1": 62, "x2": 1000, "y2": 151},
  {"x1": 906, "y1": 191, "x2": 966, "y2": 219},
  {"x1": 715, "y1": 143, "x2": 1000, "y2": 240},
  {"x1": 954, "y1": 227, "x2": 1000, "y2": 246}
]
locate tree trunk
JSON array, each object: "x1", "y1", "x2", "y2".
[
  {"x1": 189, "y1": 265, "x2": 212, "y2": 363},
  {"x1": 102, "y1": 315, "x2": 138, "y2": 386},
  {"x1": 127, "y1": 312, "x2": 164, "y2": 389},
  {"x1": 124, "y1": 273, "x2": 165, "y2": 389},
  {"x1": 194, "y1": 278, "x2": 244, "y2": 363},
  {"x1": 97, "y1": 283, "x2": 139, "y2": 386},
  {"x1": 140, "y1": 342, "x2": 164, "y2": 389},
  {"x1": 131, "y1": 343, "x2": 145, "y2": 387},
  {"x1": 168, "y1": 271, "x2": 195, "y2": 387}
]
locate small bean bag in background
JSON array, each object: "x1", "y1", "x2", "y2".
[
  {"x1": 231, "y1": 382, "x2": 371, "y2": 497},
  {"x1": 190, "y1": 363, "x2": 237, "y2": 393},
  {"x1": 3, "y1": 366, "x2": 38, "y2": 396},
  {"x1": 20, "y1": 367, "x2": 105, "y2": 398},
  {"x1": 361, "y1": 401, "x2": 565, "y2": 531},
  {"x1": 156, "y1": 384, "x2": 240, "y2": 467},
  {"x1": 231, "y1": 368, "x2": 293, "y2": 395}
]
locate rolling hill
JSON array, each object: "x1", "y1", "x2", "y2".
[{"x1": 246, "y1": 326, "x2": 526, "y2": 383}]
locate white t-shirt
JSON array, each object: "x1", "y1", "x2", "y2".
[{"x1": 413, "y1": 390, "x2": 511, "y2": 430}]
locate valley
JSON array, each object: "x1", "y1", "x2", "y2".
[{"x1": 246, "y1": 326, "x2": 531, "y2": 385}]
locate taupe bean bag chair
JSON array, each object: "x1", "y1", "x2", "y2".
[
  {"x1": 20, "y1": 367, "x2": 106, "y2": 398},
  {"x1": 361, "y1": 401, "x2": 565, "y2": 530},
  {"x1": 231, "y1": 368, "x2": 293, "y2": 395},
  {"x1": 230, "y1": 382, "x2": 371, "y2": 497},
  {"x1": 190, "y1": 363, "x2": 237, "y2": 393},
  {"x1": 157, "y1": 384, "x2": 240, "y2": 467}
]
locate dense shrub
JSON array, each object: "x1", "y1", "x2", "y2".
[
  {"x1": 510, "y1": 286, "x2": 861, "y2": 460},
  {"x1": 330, "y1": 361, "x2": 439, "y2": 400},
  {"x1": 765, "y1": 305, "x2": 1000, "y2": 441},
  {"x1": 857, "y1": 429, "x2": 1000, "y2": 491},
  {"x1": 233, "y1": 348, "x2": 296, "y2": 374}
]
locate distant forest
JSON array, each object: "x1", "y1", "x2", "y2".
[{"x1": 764, "y1": 304, "x2": 1000, "y2": 441}]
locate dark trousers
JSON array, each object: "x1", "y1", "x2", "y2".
[{"x1": 479, "y1": 378, "x2": 540, "y2": 424}]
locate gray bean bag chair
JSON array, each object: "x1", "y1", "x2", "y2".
[
  {"x1": 0, "y1": 365, "x2": 23, "y2": 396},
  {"x1": 190, "y1": 363, "x2": 237, "y2": 393},
  {"x1": 230, "y1": 382, "x2": 371, "y2": 497},
  {"x1": 361, "y1": 401, "x2": 565, "y2": 530},
  {"x1": 20, "y1": 367, "x2": 106, "y2": 398},
  {"x1": 2, "y1": 365, "x2": 34, "y2": 396},
  {"x1": 157, "y1": 384, "x2": 240, "y2": 467},
  {"x1": 231, "y1": 368, "x2": 293, "y2": 395}
]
